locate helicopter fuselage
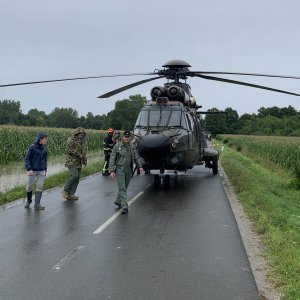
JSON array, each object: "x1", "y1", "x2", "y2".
[{"x1": 134, "y1": 99, "x2": 203, "y2": 172}]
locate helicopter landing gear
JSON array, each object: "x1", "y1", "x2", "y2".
[
  {"x1": 204, "y1": 160, "x2": 219, "y2": 175},
  {"x1": 164, "y1": 174, "x2": 170, "y2": 189},
  {"x1": 154, "y1": 174, "x2": 160, "y2": 188},
  {"x1": 174, "y1": 170, "x2": 178, "y2": 186},
  {"x1": 212, "y1": 160, "x2": 218, "y2": 175},
  {"x1": 153, "y1": 171, "x2": 171, "y2": 189}
]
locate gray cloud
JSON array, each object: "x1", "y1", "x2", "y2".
[{"x1": 1, "y1": 0, "x2": 299, "y2": 117}]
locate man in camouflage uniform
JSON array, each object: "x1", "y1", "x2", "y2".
[
  {"x1": 61, "y1": 127, "x2": 87, "y2": 200},
  {"x1": 113, "y1": 130, "x2": 121, "y2": 144},
  {"x1": 102, "y1": 128, "x2": 114, "y2": 176},
  {"x1": 109, "y1": 129, "x2": 144, "y2": 214}
]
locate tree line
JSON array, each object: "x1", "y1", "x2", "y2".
[
  {"x1": 0, "y1": 96, "x2": 299, "y2": 136},
  {"x1": 0, "y1": 95, "x2": 146, "y2": 130},
  {"x1": 203, "y1": 106, "x2": 300, "y2": 136}
]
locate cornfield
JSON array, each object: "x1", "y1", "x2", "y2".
[
  {"x1": 0, "y1": 125, "x2": 105, "y2": 165},
  {"x1": 218, "y1": 134, "x2": 300, "y2": 177}
]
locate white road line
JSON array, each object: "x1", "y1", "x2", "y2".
[
  {"x1": 93, "y1": 191, "x2": 144, "y2": 235},
  {"x1": 51, "y1": 246, "x2": 85, "y2": 272}
]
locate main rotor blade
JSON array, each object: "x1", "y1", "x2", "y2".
[
  {"x1": 197, "y1": 111, "x2": 228, "y2": 114},
  {"x1": 0, "y1": 73, "x2": 156, "y2": 88},
  {"x1": 190, "y1": 71, "x2": 300, "y2": 80},
  {"x1": 97, "y1": 76, "x2": 165, "y2": 98},
  {"x1": 195, "y1": 74, "x2": 300, "y2": 96}
]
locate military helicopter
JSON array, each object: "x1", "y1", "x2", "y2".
[
  {"x1": 98, "y1": 59, "x2": 300, "y2": 187},
  {"x1": 1, "y1": 59, "x2": 300, "y2": 187}
]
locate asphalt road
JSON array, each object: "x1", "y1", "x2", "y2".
[{"x1": 0, "y1": 166, "x2": 258, "y2": 300}]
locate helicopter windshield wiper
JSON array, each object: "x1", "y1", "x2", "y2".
[
  {"x1": 167, "y1": 125, "x2": 182, "y2": 129},
  {"x1": 135, "y1": 125, "x2": 147, "y2": 129}
]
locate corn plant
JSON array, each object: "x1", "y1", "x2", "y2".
[
  {"x1": 219, "y1": 134, "x2": 300, "y2": 177},
  {"x1": 0, "y1": 125, "x2": 104, "y2": 165}
]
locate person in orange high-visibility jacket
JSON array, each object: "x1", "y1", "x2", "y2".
[{"x1": 102, "y1": 128, "x2": 114, "y2": 176}]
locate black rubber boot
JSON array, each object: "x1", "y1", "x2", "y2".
[
  {"x1": 24, "y1": 191, "x2": 32, "y2": 208},
  {"x1": 34, "y1": 191, "x2": 45, "y2": 210},
  {"x1": 114, "y1": 201, "x2": 122, "y2": 209},
  {"x1": 121, "y1": 207, "x2": 128, "y2": 214}
]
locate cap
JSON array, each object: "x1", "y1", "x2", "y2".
[
  {"x1": 123, "y1": 129, "x2": 131, "y2": 138},
  {"x1": 107, "y1": 128, "x2": 114, "y2": 134}
]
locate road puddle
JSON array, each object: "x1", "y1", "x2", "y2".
[{"x1": 0, "y1": 152, "x2": 101, "y2": 193}]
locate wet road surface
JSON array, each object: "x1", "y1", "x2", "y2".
[{"x1": 0, "y1": 166, "x2": 258, "y2": 300}]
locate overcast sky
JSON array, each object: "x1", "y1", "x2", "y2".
[{"x1": 1, "y1": 0, "x2": 300, "y2": 117}]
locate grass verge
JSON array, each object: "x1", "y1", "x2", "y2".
[
  {"x1": 220, "y1": 146, "x2": 300, "y2": 299},
  {"x1": 0, "y1": 161, "x2": 102, "y2": 205}
]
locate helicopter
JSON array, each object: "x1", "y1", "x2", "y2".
[
  {"x1": 1, "y1": 59, "x2": 300, "y2": 187},
  {"x1": 130, "y1": 61, "x2": 222, "y2": 188},
  {"x1": 98, "y1": 59, "x2": 300, "y2": 187}
]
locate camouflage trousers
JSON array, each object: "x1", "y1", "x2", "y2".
[
  {"x1": 64, "y1": 167, "x2": 81, "y2": 195},
  {"x1": 115, "y1": 168, "x2": 132, "y2": 208}
]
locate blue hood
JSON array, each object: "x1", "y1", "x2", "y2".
[{"x1": 35, "y1": 131, "x2": 47, "y2": 143}]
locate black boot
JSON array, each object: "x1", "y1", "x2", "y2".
[
  {"x1": 121, "y1": 207, "x2": 128, "y2": 214},
  {"x1": 114, "y1": 201, "x2": 122, "y2": 209},
  {"x1": 34, "y1": 191, "x2": 45, "y2": 210},
  {"x1": 24, "y1": 191, "x2": 32, "y2": 208}
]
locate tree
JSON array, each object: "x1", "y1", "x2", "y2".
[
  {"x1": 0, "y1": 99, "x2": 23, "y2": 124},
  {"x1": 280, "y1": 105, "x2": 297, "y2": 117},
  {"x1": 25, "y1": 109, "x2": 47, "y2": 126},
  {"x1": 258, "y1": 106, "x2": 297, "y2": 118},
  {"x1": 203, "y1": 108, "x2": 227, "y2": 136},
  {"x1": 224, "y1": 107, "x2": 239, "y2": 133},
  {"x1": 82, "y1": 112, "x2": 107, "y2": 129},
  {"x1": 47, "y1": 107, "x2": 79, "y2": 128},
  {"x1": 106, "y1": 94, "x2": 147, "y2": 130},
  {"x1": 93, "y1": 114, "x2": 107, "y2": 130}
]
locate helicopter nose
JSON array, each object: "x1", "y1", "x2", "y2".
[{"x1": 138, "y1": 134, "x2": 171, "y2": 160}]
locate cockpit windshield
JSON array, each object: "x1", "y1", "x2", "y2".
[{"x1": 135, "y1": 106, "x2": 185, "y2": 128}]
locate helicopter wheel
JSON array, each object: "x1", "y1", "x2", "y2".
[
  {"x1": 212, "y1": 160, "x2": 218, "y2": 175},
  {"x1": 154, "y1": 174, "x2": 160, "y2": 188},
  {"x1": 164, "y1": 174, "x2": 170, "y2": 189},
  {"x1": 174, "y1": 171, "x2": 178, "y2": 186}
]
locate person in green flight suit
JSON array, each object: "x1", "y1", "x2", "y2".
[
  {"x1": 109, "y1": 129, "x2": 144, "y2": 214},
  {"x1": 61, "y1": 127, "x2": 87, "y2": 201}
]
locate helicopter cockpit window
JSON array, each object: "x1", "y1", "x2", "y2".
[
  {"x1": 185, "y1": 113, "x2": 192, "y2": 130},
  {"x1": 136, "y1": 107, "x2": 185, "y2": 129},
  {"x1": 168, "y1": 110, "x2": 182, "y2": 127},
  {"x1": 135, "y1": 110, "x2": 148, "y2": 127},
  {"x1": 149, "y1": 109, "x2": 170, "y2": 127}
]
